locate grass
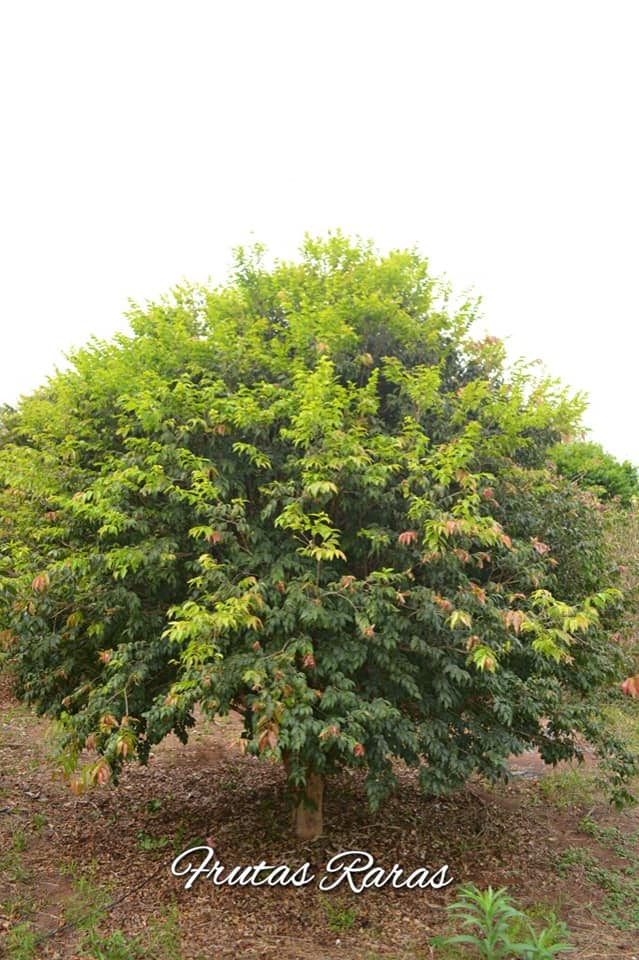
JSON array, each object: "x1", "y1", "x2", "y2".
[
  {"x1": 537, "y1": 768, "x2": 598, "y2": 809},
  {"x1": 522, "y1": 897, "x2": 571, "y2": 928},
  {"x1": 61, "y1": 863, "x2": 114, "y2": 929},
  {"x1": 578, "y1": 814, "x2": 639, "y2": 856},
  {"x1": 579, "y1": 858, "x2": 639, "y2": 930},
  {"x1": 0, "y1": 812, "x2": 41, "y2": 954},
  {"x1": 1, "y1": 895, "x2": 34, "y2": 921},
  {"x1": 321, "y1": 897, "x2": 358, "y2": 933},
  {"x1": 0, "y1": 846, "x2": 32, "y2": 884},
  {"x1": 426, "y1": 944, "x2": 466, "y2": 959},
  {"x1": 143, "y1": 902, "x2": 183, "y2": 957},
  {"x1": 80, "y1": 904, "x2": 185, "y2": 960},
  {"x1": 2, "y1": 850, "x2": 187, "y2": 960},
  {"x1": 82, "y1": 928, "x2": 145, "y2": 960},
  {"x1": 30, "y1": 812, "x2": 47, "y2": 832},
  {"x1": 170, "y1": 818, "x2": 206, "y2": 854},
  {"x1": 3, "y1": 921, "x2": 38, "y2": 960},
  {"x1": 556, "y1": 816, "x2": 639, "y2": 930},
  {"x1": 11, "y1": 828, "x2": 27, "y2": 851}
]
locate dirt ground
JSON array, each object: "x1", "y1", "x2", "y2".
[{"x1": 2, "y1": 677, "x2": 639, "y2": 960}]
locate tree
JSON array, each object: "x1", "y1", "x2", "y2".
[
  {"x1": 550, "y1": 440, "x2": 639, "y2": 506},
  {"x1": 0, "y1": 234, "x2": 634, "y2": 839}
]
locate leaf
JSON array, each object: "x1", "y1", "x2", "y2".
[
  {"x1": 90, "y1": 759, "x2": 112, "y2": 786},
  {"x1": 532, "y1": 537, "x2": 551, "y2": 555},
  {"x1": 31, "y1": 573, "x2": 50, "y2": 592},
  {"x1": 305, "y1": 480, "x2": 339, "y2": 497},
  {"x1": 469, "y1": 645, "x2": 498, "y2": 672},
  {"x1": 320, "y1": 725, "x2": 340, "y2": 741},
  {"x1": 448, "y1": 610, "x2": 472, "y2": 630},
  {"x1": 504, "y1": 609, "x2": 526, "y2": 634},
  {"x1": 398, "y1": 529, "x2": 418, "y2": 546},
  {"x1": 621, "y1": 675, "x2": 639, "y2": 698}
]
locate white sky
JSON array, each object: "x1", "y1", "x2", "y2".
[{"x1": 1, "y1": 1, "x2": 637, "y2": 463}]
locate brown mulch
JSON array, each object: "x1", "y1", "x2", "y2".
[{"x1": 1, "y1": 677, "x2": 638, "y2": 959}]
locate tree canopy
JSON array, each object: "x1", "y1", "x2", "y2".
[{"x1": 0, "y1": 234, "x2": 633, "y2": 838}]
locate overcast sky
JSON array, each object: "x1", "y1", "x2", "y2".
[{"x1": 1, "y1": 1, "x2": 637, "y2": 463}]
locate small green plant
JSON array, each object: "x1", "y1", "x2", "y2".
[
  {"x1": 59, "y1": 858, "x2": 80, "y2": 879},
  {"x1": 30, "y1": 812, "x2": 47, "y2": 832},
  {"x1": 0, "y1": 892, "x2": 36, "y2": 921},
  {"x1": 0, "y1": 849, "x2": 31, "y2": 884},
  {"x1": 143, "y1": 902, "x2": 183, "y2": 958},
  {"x1": 12, "y1": 829, "x2": 27, "y2": 852},
  {"x1": 218, "y1": 778, "x2": 237, "y2": 791},
  {"x1": 63, "y1": 872, "x2": 113, "y2": 929},
  {"x1": 146, "y1": 797, "x2": 163, "y2": 813},
  {"x1": 82, "y1": 927, "x2": 145, "y2": 960},
  {"x1": 136, "y1": 830, "x2": 170, "y2": 852},
  {"x1": 322, "y1": 898, "x2": 358, "y2": 933},
  {"x1": 432, "y1": 884, "x2": 573, "y2": 958},
  {"x1": 4, "y1": 921, "x2": 37, "y2": 960},
  {"x1": 171, "y1": 819, "x2": 205, "y2": 854}
]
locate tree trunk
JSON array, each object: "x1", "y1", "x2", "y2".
[
  {"x1": 283, "y1": 753, "x2": 325, "y2": 840},
  {"x1": 293, "y1": 770, "x2": 325, "y2": 840}
]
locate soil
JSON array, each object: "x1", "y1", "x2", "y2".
[{"x1": 1, "y1": 676, "x2": 639, "y2": 960}]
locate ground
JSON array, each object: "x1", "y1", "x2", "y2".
[{"x1": 2, "y1": 676, "x2": 639, "y2": 960}]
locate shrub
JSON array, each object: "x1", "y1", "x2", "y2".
[
  {"x1": 432, "y1": 884, "x2": 573, "y2": 958},
  {"x1": 550, "y1": 441, "x2": 639, "y2": 506}
]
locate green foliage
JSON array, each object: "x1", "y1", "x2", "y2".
[
  {"x1": 0, "y1": 846, "x2": 31, "y2": 884},
  {"x1": 0, "y1": 232, "x2": 635, "y2": 816},
  {"x1": 322, "y1": 898, "x2": 358, "y2": 932},
  {"x1": 557, "y1": 819, "x2": 639, "y2": 930},
  {"x1": 136, "y1": 830, "x2": 170, "y2": 852},
  {"x1": 601, "y1": 501, "x2": 639, "y2": 637},
  {"x1": 30, "y1": 812, "x2": 47, "y2": 832},
  {"x1": 82, "y1": 928, "x2": 146, "y2": 960},
  {"x1": 142, "y1": 903, "x2": 183, "y2": 959},
  {"x1": 432, "y1": 884, "x2": 573, "y2": 958},
  {"x1": 4, "y1": 921, "x2": 37, "y2": 960},
  {"x1": 62, "y1": 869, "x2": 113, "y2": 929},
  {"x1": 11, "y1": 829, "x2": 26, "y2": 852},
  {"x1": 550, "y1": 441, "x2": 639, "y2": 506},
  {"x1": 537, "y1": 768, "x2": 598, "y2": 810}
]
